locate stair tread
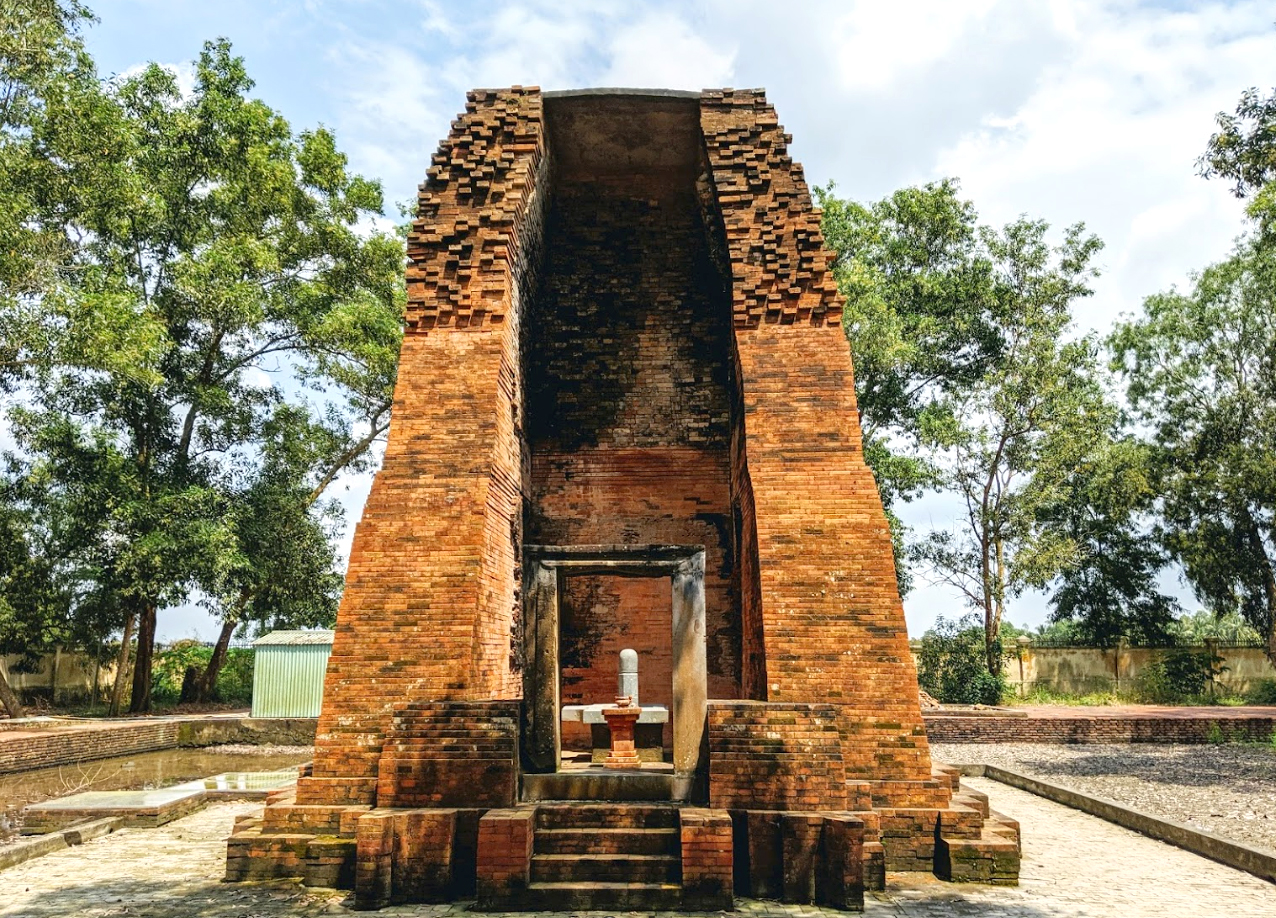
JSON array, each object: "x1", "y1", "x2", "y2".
[
  {"x1": 533, "y1": 853, "x2": 678, "y2": 862},
  {"x1": 528, "y1": 881, "x2": 682, "y2": 890},
  {"x1": 536, "y1": 827, "x2": 678, "y2": 835}
]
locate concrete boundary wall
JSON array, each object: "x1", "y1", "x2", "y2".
[
  {"x1": 910, "y1": 642, "x2": 1276, "y2": 696},
  {"x1": 0, "y1": 717, "x2": 317, "y2": 775},
  {"x1": 961, "y1": 763, "x2": 1276, "y2": 885}
]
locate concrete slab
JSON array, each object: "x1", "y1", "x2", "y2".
[
  {"x1": 22, "y1": 786, "x2": 208, "y2": 832},
  {"x1": 180, "y1": 770, "x2": 298, "y2": 798}
]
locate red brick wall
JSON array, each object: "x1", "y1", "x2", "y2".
[
  {"x1": 925, "y1": 713, "x2": 1276, "y2": 744},
  {"x1": 526, "y1": 103, "x2": 743, "y2": 710},
  {"x1": 305, "y1": 87, "x2": 938, "y2": 807},
  {"x1": 707, "y1": 702, "x2": 848, "y2": 811},
  {"x1": 307, "y1": 89, "x2": 547, "y2": 789},
  {"x1": 703, "y1": 90, "x2": 935, "y2": 790},
  {"x1": 0, "y1": 721, "x2": 178, "y2": 774}
]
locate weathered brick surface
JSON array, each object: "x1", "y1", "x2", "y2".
[
  {"x1": 376, "y1": 701, "x2": 518, "y2": 808},
  {"x1": 474, "y1": 808, "x2": 534, "y2": 908},
  {"x1": 0, "y1": 721, "x2": 177, "y2": 774},
  {"x1": 708, "y1": 702, "x2": 847, "y2": 811},
  {"x1": 306, "y1": 88, "x2": 547, "y2": 794},
  {"x1": 526, "y1": 102, "x2": 743, "y2": 724},
  {"x1": 925, "y1": 712, "x2": 1276, "y2": 743},
  {"x1": 680, "y1": 808, "x2": 734, "y2": 910},
  {"x1": 701, "y1": 89, "x2": 937, "y2": 796}
]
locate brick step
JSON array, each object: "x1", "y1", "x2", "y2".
[
  {"x1": 531, "y1": 853, "x2": 680, "y2": 884},
  {"x1": 517, "y1": 881, "x2": 683, "y2": 911},
  {"x1": 535, "y1": 804, "x2": 679, "y2": 830},
  {"x1": 535, "y1": 826, "x2": 679, "y2": 856},
  {"x1": 937, "y1": 804, "x2": 985, "y2": 840},
  {"x1": 954, "y1": 788, "x2": 990, "y2": 818},
  {"x1": 935, "y1": 825, "x2": 1020, "y2": 885}
]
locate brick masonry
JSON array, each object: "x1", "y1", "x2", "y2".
[
  {"x1": 229, "y1": 86, "x2": 1017, "y2": 903},
  {"x1": 924, "y1": 712, "x2": 1276, "y2": 744},
  {"x1": 0, "y1": 717, "x2": 317, "y2": 776}
]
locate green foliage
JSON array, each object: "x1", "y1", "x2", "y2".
[
  {"x1": 1246, "y1": 679, "x2": 1276, "y2": 705},
  {"x1": 150, "y1": 639, "x2": 253, "y2": 705},
  {"x1": 151, "y1": 639, "x2": 212, "y2": 703},
  {"x1": 911, "y1": 218, "x2": 1108, "y2": 673},
  {"x1": 1172, "y1": 609, "x2": 1263, "y2": 645},
  {"x1": 1110, "y1": 235, "x2": 1276, "y2": 667},
  {"x1": 1039, "y1": 438, "x2": 1179, "y2": 648},
  {"x1": 818, "y1": 180, "x2": 1108, "y2": 626},
  {"x1": 1018, "y1": 684, "x2": 1120, "y2": 706},
  {"x1": 917, "y1": 614, "x2": 1009, "y2": 705},
  {"x1": 1200, "y1": 86, "x2": 1276, "y2": 201},
  {"x1": 1133, "y1": 646, "x2": 1228, "y2": 703},
  {"x1": 0, "y1": 24, "x2": 403, "y2": 711},
  {"x1": 216, "y1": 647, "x2": 254, "y2": 705},
  {"x1": 818, "y1": 180, "x2": 1007, "y2": 595}
]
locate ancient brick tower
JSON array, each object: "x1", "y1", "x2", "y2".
[{"x1": 227, "y1": 88, "x2": 1020, "y2": 909}]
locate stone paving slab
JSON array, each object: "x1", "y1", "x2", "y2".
[{"x1": 2, "y1": 784, "x2": 1275, "y2": 917}]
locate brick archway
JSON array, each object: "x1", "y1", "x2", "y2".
[{"x1": 522, "y1": 544, "x2": 707, "y2": 778}]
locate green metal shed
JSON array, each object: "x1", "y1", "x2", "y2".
[{"x1": 251, "y1": 630, "x2": 333, "y2": 718}]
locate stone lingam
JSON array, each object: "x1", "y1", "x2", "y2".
[{"x1": 561, "y1": 648, "x2": 669, "y2": 765}]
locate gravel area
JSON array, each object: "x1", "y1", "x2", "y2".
[{"x1": 933, "y1": 741, "x2": 1276, "y2": 853}]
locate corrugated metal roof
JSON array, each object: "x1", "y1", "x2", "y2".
[{"x1": 253, "y1": 629, "x2": 334, "y2": 646}]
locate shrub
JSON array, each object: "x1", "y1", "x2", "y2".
[
  {"x1": 917, "y1": 615, "x2": 1008, "y2": 705},
  {"x1": 217, "y1": 647, "x2": 254, "y2": 705},
  {"x1": 1246, "y1": 679, "x2": 1276, "y2": 705},
  {"x1": 1133, "y1": 646, "x2": 1228, "y2": 703},
  {"x1": 151, "y1": 641, "x2": 213, "y2": 704},
  {"x1": 149, "y1": 640, "x2": 254, "y2": 706}
]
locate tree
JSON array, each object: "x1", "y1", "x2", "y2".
[
  {"x1": 1200, "y1": 86, "x2": 1276, "y2": 240},
  {"x1": 0, "y1": 0, "x2": 97, "y2": 388},
  {"x1": 189, "y1": 407, "x2": 348, "y2": 702},
  {"x1": 2, "y1": 36, "x2": 403, "y2": 712},
  {"x1": 1038, "y1": 438, "x2": 1179, "y2": 649},
  {"x1": 1110, "y1": 238, "x2": 1276, "y2": 666},
  {"x1": 817, "y1": 180, "x2": 1007, "y2": 593},
  {"x1": 912, "y1": 218, "x2": 1107, "y2": 674}
]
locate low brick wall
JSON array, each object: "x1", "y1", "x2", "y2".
[
  {"x1": 0, "y1": 721, "x2": 179, "y2": 774},
  {"x1": 925, "y1": 713, "x2": 1276, "y2": 744},
  {"x1": 0, "y1": 716, "x2": 317, "y2": 775}
]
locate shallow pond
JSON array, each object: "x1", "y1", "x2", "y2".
[{"x1": 0, "y1": 744, "x2": 311, "y2": 843}]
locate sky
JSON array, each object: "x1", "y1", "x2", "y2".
[{"x1": 77, "y1": 0, "x2": 1276, "y2": 640}]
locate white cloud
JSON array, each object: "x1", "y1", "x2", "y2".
[{"x1": 598, "y1": 9, "x2": 735, "y2": 90}]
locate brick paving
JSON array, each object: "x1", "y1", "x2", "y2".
[{"x1": 3, "y1": 782, "x2": 1274, "y2": 917}]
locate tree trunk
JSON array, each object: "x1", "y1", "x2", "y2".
[
  {"x1": 50, "y1": 645, "x2": 61, "y2": 707},
  {"x1": 128, "y1": 601, "x2": 157, "y2": 714},
  {"x1": 109, "y1": 611, "x2": 136, "y2": 716},
  {"x1": 195, "y1": 617, "x2": 238, "y2": 703},
  {"x1": 1239, "y1": 506, "x2": 1276, "y2": 669},
  {"x1": 0, "y1": 665, "x2": 25, "y2": 719}
]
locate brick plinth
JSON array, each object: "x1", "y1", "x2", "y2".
[
  {"x1": 708, "y1": 702, "x2": 848, "y2": 811},
  {"x1": 376, "y1": 701, "x2": 519, "y2": 808},
  {"x1": 475, "y1": 809, "x2": 535, "y2": 908},
  {"x1": 680, "y1": 808, "x2": 735, "y2": 910}
]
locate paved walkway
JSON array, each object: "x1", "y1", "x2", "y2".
[{"x1": 1, "y1": 779, "x2": 1273, "y2": 917}]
